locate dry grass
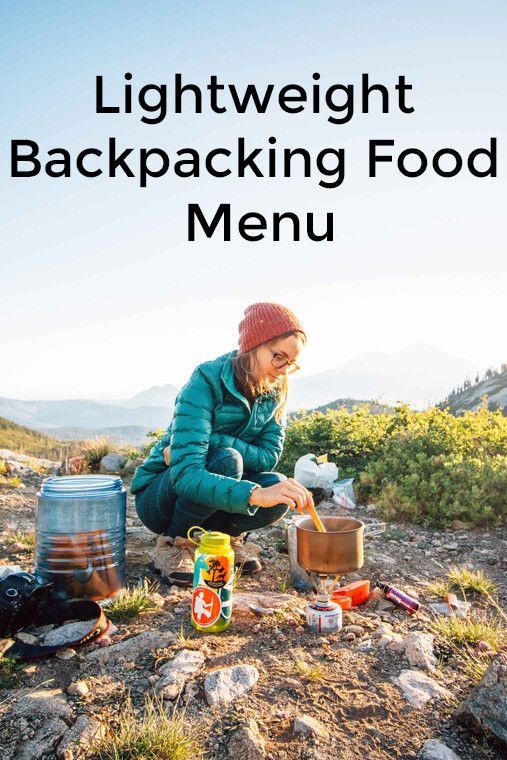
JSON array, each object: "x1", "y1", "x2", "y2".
[
  {"x1": 431, "y1": 610, "x2": 505, "y2": 651},
  {"x1": 294, "y1": 658, "x2": 326, "y2": 683},
  {"x1": 427, "y1": 565, "x2": 497, "y2": 597},
  {"x1": 91, "y1": 696, "x2": 203, "y2": 760},
  {"x1": 459, "y1": 647, "x2": 492, "y2": 684},
  {"x1": 5, "y1": 530, "x2": 35, "y2": 551},
  {"x1": 0, "y1": 476, "x2": 23, "y2": 488},
  {"x1": 107, "y1": 579, "x2": 160, "y2": 622},
  {"x1": 278, "y1": 572, "x2": 292, "y2": 593}
]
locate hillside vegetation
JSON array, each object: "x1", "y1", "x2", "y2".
[
  {"x1": 0, "y1": 417, "x2": 81, "y2": 459},
  {"x1": 279, "y1": 403, "x2": 507, "y2": 528},
  {"x1": 441, "y1": 364, "x2": 507, "y2": 415}
]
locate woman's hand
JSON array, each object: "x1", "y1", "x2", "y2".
[
  {"x1": 248, "y1": 478, "x2": 314, "y2": 513},
  {"x1": 163, "y1": 446, "x2": 171, "y2": 466}
]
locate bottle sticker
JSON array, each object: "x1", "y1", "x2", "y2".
[
  {"x1": 192, "y1": 586, "x2": 221, "y2": 627},
  {"x1": 201, "y1": 555, "x2": 231, "y2": 589}
]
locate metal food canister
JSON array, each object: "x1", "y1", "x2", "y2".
[
  {"x1": 306, "y1": 593, "x2": 342, "y2": 634},
  {"x1": 35, "y1": 475, "x2": 126, "y2": 602}
]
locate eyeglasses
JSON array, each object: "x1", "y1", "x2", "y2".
[{"x1": 268, "y1": 348, "x2": 300, "y2": 374}]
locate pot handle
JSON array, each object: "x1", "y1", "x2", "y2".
[{"x1": 364, "y1": 521, "x2": 386, "y2": 537}]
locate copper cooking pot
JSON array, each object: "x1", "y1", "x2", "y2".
[{"x1": 296, "y1": 516, "x2": 385, "y2": 575}]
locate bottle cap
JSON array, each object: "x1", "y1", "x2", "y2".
[{"x1": 198, "y1": 531, "x2": 231, "y2": 553}]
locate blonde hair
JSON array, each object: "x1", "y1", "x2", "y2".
[{"x1": 232, "y1": 330, "x2": 306, "y2": 423}]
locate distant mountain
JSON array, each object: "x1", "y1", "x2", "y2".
[
  {"x1": 121, "y1": 384, "x2": 179, "y2": 409},
  {"x1": 288, "y1": 344, "x2": 484, "y2": 410},
  {"x1": 0, "y1": 345, "x2": 488, "y2": 441},
  {"x1": 0, "y1": 397, "x2": 173, "y2": 431},
  {"x1": 38, "y1": 425, "x2": 154, "y2": 447},
  {"x1": 440, "y1": 366, "x2": 507, "y2": 415}
]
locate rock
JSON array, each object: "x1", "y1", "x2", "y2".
[
  {"x1": 57, "y1": 715, "x2": 105, "y2": 759},
  {"x1": 67, "y1": 680, "x2": 89, "y2": 697},
  {"x1": 455, "y1": 653, "x2": 507, "y2": 749},
  {"x1": 228, "y1": 719, "x2": 266, "y2": 759},
  {"x1": 183, "y1": 681, "x2": 199, "y2": 702},
  {"x1": 377, "y1": 598, "x2": 396, "y2": 612},
  {"x1": 403, "y1": 632, "x2": 438, "y2": 672},
  {"x1": 11, "y1": 688, "x2": 74, "y2": 720},
  {"x1": 155, "y1": 649, "x2": 205, "y2": 699},
  {"x1": 417, "y1": 738, "x2": 462, "y2": 759},
  {"x1": 204, "y1": 664, "x2": 259, "y2": 707},
  {"x1": 293, "y1": 714, "x2": 329, "y2": 739},
  {"x1": 18, "y1": 718, "x2": 68, "y2": 760},
  {"x1": 343, "y1": 632, "x2": 356, "y2": 642},
  {"x1": 43, "y1": 621, "x2": 94, "y2": 647},
  {"x1": 356, "y1": 639, "x2": 372, "y2": 652},
  {"x1": 372, "y1": 623, "x2": 393, "y2": 638},
  {"x1": 367, "y1": 552, "x2": 397, "y2": 566},
  {"x1": 233, "y1": 591, "x2": 299, "y2": 617},
  {"x1": 386, "y1": 633, "x2": 406, "y2": 652},
  {"x1": 85, "y1": 630, "x2": 176, "y2": 664},
  {"x1": 442, "y1": 543, "x2": 459, "y2": 551},
  {"x1": 56, "y1": 647, "x2": 77, "y2": 660},
  {"x1": 150, "y1": 591, "x2": 166, "y2": 607},
  {"x1": 394, "y1": 670, "x2": 453, "y2": 710},
  {"x1": 99, "y1": 453, "x2": 126, "y2": 473},
  {"x1": 15, "y1": 631, "x2": 38, "y2": 644},
  {"x1": 123, "y1": 458, "x2": 143, "y2": 474},
  {"x1": 344, "y1": 625, "x2": 365, "y2": 636}
]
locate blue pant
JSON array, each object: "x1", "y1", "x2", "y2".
[{"x1": 134, "y1": 446, "x2": 289, "y2": 538}]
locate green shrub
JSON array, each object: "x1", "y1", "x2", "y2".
[
  {"x1": 359, "y1": 407, "x2": 507, "y2": 527},
  {"x1": 141, "y1": 429, "x2": 166, "y2": 458},
  {"x1": 279, "y1": 403, "x2": 392, "y2": 478},
  {"x1": 280, "y1": 404, "x2": 507, "y2": 528}
]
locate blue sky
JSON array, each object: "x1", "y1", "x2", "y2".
[{"x1": 1, "y1": 1, "x2": 505, "y2": 399}]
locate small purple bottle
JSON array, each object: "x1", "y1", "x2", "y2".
[{"x1": 376, "y1": 581, "x2": 420, "y2": 614}]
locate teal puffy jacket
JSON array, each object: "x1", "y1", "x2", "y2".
[{"x1": 130, "y1": 351, "x2": 286, "y2": 515}]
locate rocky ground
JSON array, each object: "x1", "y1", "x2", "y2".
[{"x1": 0, "y1": 451, "x2": 505, "y2": 759}]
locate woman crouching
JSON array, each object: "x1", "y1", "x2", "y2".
[{"x1": 131, "y1": 302, "x2": 314, "y2": 585}]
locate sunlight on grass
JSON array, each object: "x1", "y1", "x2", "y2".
[
  {"x1": 5, "y1": 530, "x2": 35, "y2": 551},
  {"x1": 0, "y1": 656, "x2": 23, "y2": 690},
  {"x1": 0, "y1": 476, "x2": 23, "y2": 488},
  {"x1": 431, "y1": 610, "x2": 505, "y2": 651},
  {"x1": 91, "y1": 696, "x2": 203, "y2": 760},
  {"x1": 107, "y1": 579, "x2": 160, "y2": 622},
  {"x1": 427, "y1": 565, "x2": 497, "y2": 597},
  {"x1": 278, "y1": 572, "x2": 292, "y2": 593},
  {"x1": 295, "y1": 658, "x2": 326, "y2": 683}
]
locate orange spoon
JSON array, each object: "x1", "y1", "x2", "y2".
[{"x1": 306, "y1": 500, "x2": 326, "y2": 532}]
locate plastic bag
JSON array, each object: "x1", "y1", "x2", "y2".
[
  {"x1": 294, "y1": 454, "x2": 339, "y2": 495},
  {"x1": 332, "y1": 478, "x2": 356, "y2": 509},
  {"x1": 0, "y1": 565, "x2": 23, "y2": 581}
]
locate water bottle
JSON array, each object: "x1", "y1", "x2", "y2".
[
  {"x1": 35, "y1": 475, "x2": 126, "y2": 602},
  {"x1": 190, "y1": 529, "x2": 234, "y2": 632}
]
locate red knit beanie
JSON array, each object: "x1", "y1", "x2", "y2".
[{"x1": 238, "y1": 303, "x2": 306, "y2": 354}]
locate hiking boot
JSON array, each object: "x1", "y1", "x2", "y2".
[
  {"x1": 231, "y1": 534, "x2": 263, "y2": 574},
  {"x1": 152, "y1": 535, "x2": 195, "y2": 587}
]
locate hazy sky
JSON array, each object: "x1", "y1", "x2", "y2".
[{"x1": 1, "y1": 1, "x2": 505, "y2": 400}]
